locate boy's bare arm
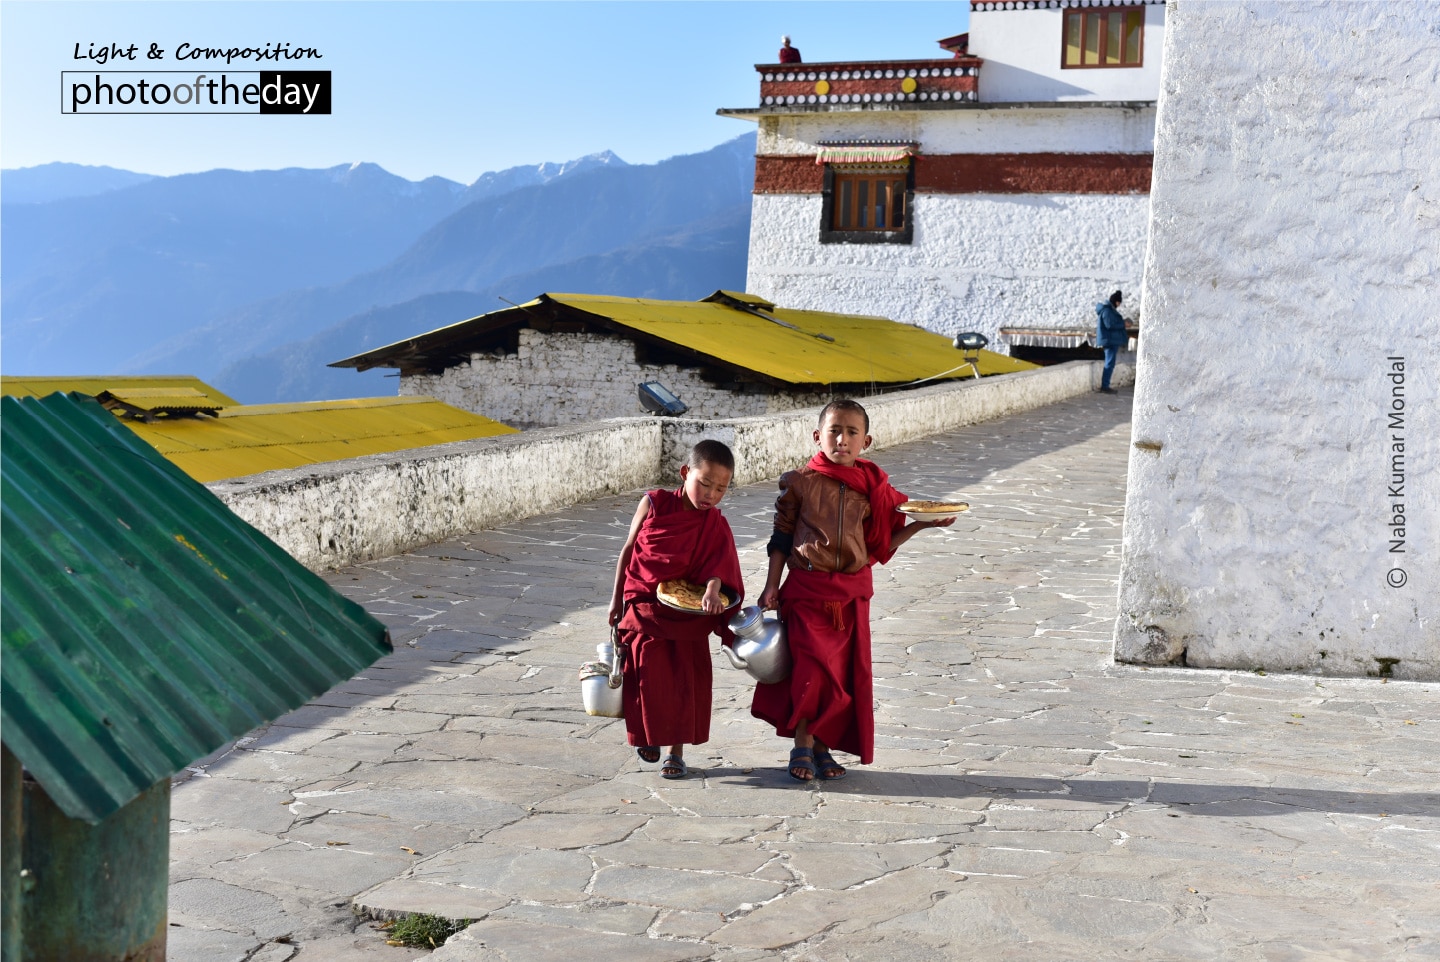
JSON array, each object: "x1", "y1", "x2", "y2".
[
  {"x1": 758, "y1": 551, "x2": 787, "y2": 610},
  {"x1": 701, "y1": 577, "x2": 726, "y2": 614},
  {"x1": 608, "y1": 497, "x2": 651, "y2": 625}
]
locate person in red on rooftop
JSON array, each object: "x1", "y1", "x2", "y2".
[{"x1": 779, "y1": 35, "x2": 802, "y2": 63}]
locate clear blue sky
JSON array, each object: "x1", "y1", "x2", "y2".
[{"x1": 1, "y1": 1, "x2": 969, "y2": 183}]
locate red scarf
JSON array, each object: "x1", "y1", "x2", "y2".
[{"x1": 804, "y1": 453, "x2": 908, "y2": 566}]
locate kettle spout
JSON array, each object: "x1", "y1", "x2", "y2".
[{"x1": 722, "y1": 645, "x2": 748, "y2": 671}]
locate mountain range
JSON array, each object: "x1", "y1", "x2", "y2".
[{"x1": 1, "y1": 134, "x2": 755, "y2": 403}]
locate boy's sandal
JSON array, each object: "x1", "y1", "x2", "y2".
[
  {"x1": 813, "y1": 749, "x2": 847, "y2": 780},
  {"x1": 660, "y1": 754, "x2": 688, "y2": 779},
  {"x1": 788, "y1": 746, "x2": 816, "y2": 782},
  {"x1": 636, "y1": 746, "x2": 661, "y2": 764}
]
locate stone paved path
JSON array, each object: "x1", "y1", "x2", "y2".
[{"x1": 169, "y1": 390, "x2": 1440, "y2": 961}]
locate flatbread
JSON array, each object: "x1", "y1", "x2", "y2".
[
  {"x1": 657, "y1": 579, "x2": 731, "y2": 611},
  {"x1": 897, "y1": 500, "x2": 970, "y2": 514}
]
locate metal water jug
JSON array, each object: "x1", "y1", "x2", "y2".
[
  {"x1": 723, "y1": 606, "x2": 791, "y2": 684},
  {"x1": 579, "y1": 632, "x2": 624, "y2": 717}
]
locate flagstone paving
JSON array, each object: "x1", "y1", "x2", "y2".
[{"x1": 168, "y1": 389, "x2": 1440, "y2": 961}]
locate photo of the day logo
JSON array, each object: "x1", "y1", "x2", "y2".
[{"x1": 62, "y1": 70, "x2": 331, "y2": 114}]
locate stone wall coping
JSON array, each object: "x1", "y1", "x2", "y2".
[{"x1": 212, "y1": 359, "x2": 1132, "y2": 570}]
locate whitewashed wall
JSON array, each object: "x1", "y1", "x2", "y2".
[
  {"x1": 401, "y1": 329, "x2": 828, "y2": 428},
  {"x1": 747, "y1": 191, "x2": 1148, "y2": 347},
  {"x1": 971, "y1": 4, "x2": 1165, "y2": 103},
  {"x1": 759, "y1": 107, "x2": 1157, "y2": 156},
  {"x1": 1115, "y1": 1, "x2": 1439, "y2": 680}
]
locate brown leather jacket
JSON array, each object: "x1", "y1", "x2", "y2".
[{"x1": 772, "y1": 467, "x2": 872, "y2": 574}]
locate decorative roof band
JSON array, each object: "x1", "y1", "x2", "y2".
[
  {"x1": 971, "y1": 0, "x2": 1163, "y2": 8},
  {"x1": 815, "y1": 145, "x2": 916, "y2": 165},
  {"x1": 817, "y1": 139, "x2": 918, "y2": 147}
]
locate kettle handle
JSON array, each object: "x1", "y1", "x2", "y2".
[{"x1": 608, "y1": 625, "x2": 624, "y2": 689}]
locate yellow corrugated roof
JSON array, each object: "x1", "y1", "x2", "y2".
[
  {"x1": 0, "y1": 375, "x2": 240, "y2": 406},
  {"x1": 129, "y1": 394, "x2": 521, "y2": 481},
  {"x1": 546, "y1": 292, "x2": 1037, "y2": 384},
  {"x1": 127, "y1": 396, "x2": 518, "y2": 483},
  {"x1": 3, "y1": 376, "x2": 516, "y2": 482}
]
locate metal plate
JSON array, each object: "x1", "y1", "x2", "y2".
[
  {"x1": 897, "y1": 501, "x2": 970, "y2": 522},
  {"x1": 656, "y1": 586, "x2": 741, "y2": 614}
]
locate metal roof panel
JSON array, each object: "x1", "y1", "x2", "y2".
[
  {"x1": 123, "y1": 396, "x2": 519, "y2": 483},
  {"x1": 1, "y1": 393, "x2": 392, "y2": 822},
  {"x1": 0, "y1": 375, "x2": 240, "y2": 407},
  {"x1": 329, "y1": 293, "x2": 1035, "y2": 385},
  {"x1": 544, "y1": 293, "x2": 1036, "y2": 384}
]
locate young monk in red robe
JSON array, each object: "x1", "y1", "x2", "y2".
[
  {"x1": 607, "y1": 440, "x2": 744, "y2": 779},
  {"x1": 752, "y1": 399, "x2": 955, "y2": 781}
]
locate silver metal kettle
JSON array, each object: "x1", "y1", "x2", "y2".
[
  {"x1": 579, "y1": 630, "x2": 624, "y2": 717},
  {"x1": 723, "y1": 606, "x2": 791, "y2": 684}
]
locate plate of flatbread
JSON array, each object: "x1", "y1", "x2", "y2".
[
  {"x1": 656, "y1": 579, "x2": 739, "y2": 613},
  {"x1": 897, "y1": 500, "x2": 970, "y2": 521}
]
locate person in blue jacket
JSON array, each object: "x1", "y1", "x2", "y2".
[{"x1": 1095, "y1": 290, "x2": 1128, "y2": 394}]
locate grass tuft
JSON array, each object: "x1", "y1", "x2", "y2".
[{"x1": 383, "y1": 913, "x2": 472, "y2": 948}]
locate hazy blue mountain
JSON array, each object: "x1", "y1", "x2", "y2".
[
  {"x1": 1, "y1": 131, "x2": 756, "y2": 397},
  {"x1": 132, "y1": 133, "x2": 757, "y2": 381},
  {"x1": 460, "y1": 150, "x2": 627, "y2": 204},
  {"x1": 212, "y1": 203, "x2": 751, "y2": 404},
  {"x1": 1, "y1": 162, "x2": 469, "y2": 375},
  {"x1": 1, "y1": 162, "x2": 159, "y2": 204}
]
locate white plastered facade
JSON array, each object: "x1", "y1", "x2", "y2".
[
  {"x1": 746, "y1": 108, "x2": 1154, "y2": 347},
  {"x1": 1115, "y1": 1, "x2": 1439, "y2": 679},
  {"x1": 970, "y1": 3, "x2": 1165, "y2": 103}
]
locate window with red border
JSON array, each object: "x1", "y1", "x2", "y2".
[{"x1": 1063, "y1": 6, "x2": 1144, "y2": 68}]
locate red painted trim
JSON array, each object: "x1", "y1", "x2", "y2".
[
  {"x1": 916, "y1": 152, "x2": 1152, "y2": 193},
  {"x1": 755, "y1": 156, "x2": 826, "y2": 193},
  {"x1": 754, "y1": 153, "x2": 1152, "y2": 195}
]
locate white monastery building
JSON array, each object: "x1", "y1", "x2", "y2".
[{"x1": 721, "y1": 0, "x2": 1164, "y2": 357}]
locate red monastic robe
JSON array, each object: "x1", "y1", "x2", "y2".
[
  {"x1": 617, "y1": 488, "x2": 743, "y2": 747},
  {"x1": 751, "y1": 455, "x2": 907, "y2": 764}
]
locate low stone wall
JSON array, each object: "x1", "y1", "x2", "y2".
[
  {"x1": 211, "y1": 420, "x2": 662, "y2": 571},
  {"x1": 211, "y1": 359, "x2": 1131, "y2": 570}
]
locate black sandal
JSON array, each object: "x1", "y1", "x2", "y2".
[
  {"x1": 660, "y1": 754, "x2": 688, "y2": 779},
  {"x1": 636, "y1": 746, "x2": 661, "y2": 764},
  {"x1": 788, "y1": 746, "x2": 816, "y2": 782},
  {"x1": 813, "y1": 748, "x2": 847, "y2": 780}
]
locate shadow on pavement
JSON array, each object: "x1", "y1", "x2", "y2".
[{"x1": 701, "y1": 767, "x2": 1439, "y2": 817}]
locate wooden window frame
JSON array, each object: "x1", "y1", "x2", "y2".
[
  {"x1": 1062, "y1": 5, "x2": 1145, "y2": 70},
  {"x1": 819, "y1": 162, "x2": 914, "y2": 245}
]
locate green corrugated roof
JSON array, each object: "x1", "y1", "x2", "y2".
[{"x1": 1, "y1": 393, "x2": 391, "y2": 823}]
